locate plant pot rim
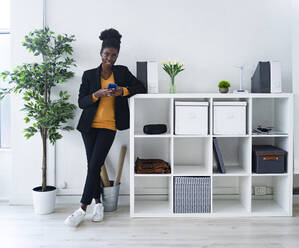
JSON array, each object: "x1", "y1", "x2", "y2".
[{"x1": 32, "y1": 186, "x2": 56, "y2": 192}]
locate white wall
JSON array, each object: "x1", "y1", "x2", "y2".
[
  {"x1": 0, "y1": 32, "x2": 12, "y2": 201},
  {"x1": 0, "y1": 149, "x2": 11, "y2": 201},
  {"x1": 292, "y1": 0, "x2": 299, "y2": 174},
  {"x1": 10, "y1": 0, "x2": 44, "y2": 204},
  {"x1": 10, "y1": 0, "x2": 293, "y2": 203}
]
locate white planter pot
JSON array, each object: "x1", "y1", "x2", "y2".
[{"x1": 32, "y1": 186, "x2": 56, "y2": 214}]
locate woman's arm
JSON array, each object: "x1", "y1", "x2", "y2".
[
  {"x1": 78, "y1": 72, "x2": 96, "y2": 109},
  {"x1": 78, "y1": 72, "x2": 113, "y2": 109},
  {"x1": 124, "y1": 67, "x2": 147, "y2": 98}
]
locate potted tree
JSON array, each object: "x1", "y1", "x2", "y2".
[
  {"x1": 218, "y1": 80, "x2": 231, "y2": 93},
  {"x1": 0, "y1": 27, "x2": 77, "y2": 214}
]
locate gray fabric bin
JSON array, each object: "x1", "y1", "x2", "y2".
[
  {"x1": 173, "y1": 176, "x2": 211, "y2": 213},
  {"x1": 252, "y1": 145, "x2": 287, "y2": 173}
]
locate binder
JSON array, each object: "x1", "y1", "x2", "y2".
[{"x1": 213, "y1": 138, "x2": 226, "y2": 173}]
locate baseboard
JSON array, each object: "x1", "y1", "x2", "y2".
[
  {"x1": 56, "y1": 194, "x2": 130, "y2": 205},
  {"x1": 0, "y1": 197, "x2": 9, "y2": 202},
  {"x1": 5, "y1": 194, "x2": 299, "y2": 205}
]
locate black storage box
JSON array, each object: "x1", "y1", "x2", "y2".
[{"x1": 252, "y1": 145, "x2": 287, "y2": 173}]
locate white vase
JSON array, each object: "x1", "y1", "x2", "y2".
[{"x1": 32, "y1": 186, "x2": 56, "y2": 214}]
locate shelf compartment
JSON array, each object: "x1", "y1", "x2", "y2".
[
  {"x1": 213, "y1": 137, "x2": 251, "y2": 175},
  {"x1": 251, "y1": 175, "x2": 291, "y2": 216},
  {"x1": 212, "y1": 200, "x2": 249, "y2": 215},
  {"x1": 252, "y1": 97, "x2": 290, "y2": 135},
  {"x1": 173, "y1": 176, "x2": 211, "y2": 213},
  {"x1": 212, "y1": 98, "x2": 250, "y2": 135},
  {"x1": 173, "y1": 137, "x2": 211, "y2": 175},
  {"x1": 174, "y1": 99, "x2": 210, "y2": 135},
  {"x1": 134, "y1": 137, "x2": 171, "y2": 172},
  {"x1": 134, "y1": 98, "x2": 172, "y2": 135},
  {"x1": 134, "y1": 176, "x2": 172, "y2": 216},
  {"x1": 252, "y1": 137, "x2": 289, "y2": 174},
  {"x1": 251, "y1": 200, "x2": 288, "y2": 216},
  {"x1": 212, "y1": 176, "x2": 251, "y2": 214},
  {"x1": 134, "y1": 199, "x2": 171, "y2": 217}
]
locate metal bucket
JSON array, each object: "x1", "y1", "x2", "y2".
[{"x1": 102, "y1": 181, "x2": 120, "y2": 212}]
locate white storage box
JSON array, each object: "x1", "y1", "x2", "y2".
[
  {"x1": 213, "y1": 101, "x2": 247, "y2": 135},
  {"x1": 175, "y1": 101, "x2": 209, "y2": 135}
]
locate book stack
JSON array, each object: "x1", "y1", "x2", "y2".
[{"x1": 173, "y1": 176, "x2": 211, "y2": 213}]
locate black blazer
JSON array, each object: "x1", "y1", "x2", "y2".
[{"x1": 76, "y1": 64, "x2": 146, "y2": 133}]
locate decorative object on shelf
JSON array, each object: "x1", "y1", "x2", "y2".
[
  {"x1": 252, "y1": 125, "x2": 287, "y2": 136},
  {"x1": 252, "y1": 145, "x2": 287, "y2": 173},
  {"x1": 162, "y1": 59, "x2": 185, "y2": 93},
  {"x1": 143, "y1": 124, "x2": 167, "y2": 134},
  {"x1": 213, "y1": 138, "x2": 226, "y2": 173},
  {"x1": 0, "y1": 27, "x2": 76, "y2": 215},
  {"x1": 253, "y1": 125, "x2": 273, "y2": 134},
  {"x1": 251, "y1": 61, "x2": 282, "y2": 93},
  {"x1": 135, "y1": 157, "x2": 171, "y2": 174},
  {"x1": 217, "y1": 80, "x2": 231, "y2": 93},
  {"x1": 233, "y1": 65, "x2": 248, "y2": 93},
  {"x1": 137, "y1": 61, "x2": 158, "y2": 93}
]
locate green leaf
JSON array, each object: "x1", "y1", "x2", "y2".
[{"x1": 1, "y1": 27, "x2": 77, "y2": 145}]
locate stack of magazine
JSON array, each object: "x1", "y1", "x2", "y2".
[{"x1": 173, "y1": 176, "x2": 211, "y2": 213}]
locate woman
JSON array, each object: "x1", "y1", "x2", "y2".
[{"x1": 64, "y1": 28, "x2": 146, "y2": 227}]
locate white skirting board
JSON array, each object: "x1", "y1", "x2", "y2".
[
  {"x1": 56, "y1": 194, "x2": 130, "y2": 205},
  {"x1": 3, "y1": 195, "x2": 299, "y2": 206}
]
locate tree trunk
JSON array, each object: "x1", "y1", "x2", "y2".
[
  {"x1": 41, "y1": 128, "x2": 47, "y2": 191},
  {"x1": 42, "y1": 57, "x2": 48, "y2": 192}
]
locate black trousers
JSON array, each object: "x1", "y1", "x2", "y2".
[{"x1": 80, "y1": 128, "x2": 116, "y2": 205}]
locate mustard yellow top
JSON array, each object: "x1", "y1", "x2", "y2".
[{"x1": 91, "y1": 73, "x2": 130, "y2": 131}]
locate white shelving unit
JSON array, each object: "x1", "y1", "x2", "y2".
[{"x1": 129, "y1": 93, "x2": 293, "y2": 217}]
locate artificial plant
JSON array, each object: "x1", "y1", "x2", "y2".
[{"x1": 0, "y1": 27, "x2": 77, "y2": 191}]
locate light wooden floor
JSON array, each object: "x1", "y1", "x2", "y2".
[{"x1": 1, "y1": 203, "x2": 299, "y2": 248}]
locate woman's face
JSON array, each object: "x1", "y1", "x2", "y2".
[{"x1": 100, "y1": 47, "x2": 119, "y2": 68}]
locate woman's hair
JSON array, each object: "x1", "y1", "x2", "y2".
[{"x1": 99, "y1": 28, "x2": 122, "y2": 52}]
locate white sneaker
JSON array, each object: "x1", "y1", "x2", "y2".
[
  {"x1": 91, "y1": 203, "x2": 104, "y2": 222},
  {"x1": 64, "y1": 207, "x2": 86, "y2": 227}
]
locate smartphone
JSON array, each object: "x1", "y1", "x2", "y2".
[{"x1": 107, "y1": 83, "x2": 118, "y2": 89}]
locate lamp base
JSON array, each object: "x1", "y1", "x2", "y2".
[{"x1": 233, "y1": 89, "x2": 249, "y2": 94}]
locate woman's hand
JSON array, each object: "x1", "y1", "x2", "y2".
[
  {"x1": 94, "y1": 88, "x2": 114, "y2": 98},
  {"x1": 109, "y1": 86, "x2": 123, "y2": 97}
]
